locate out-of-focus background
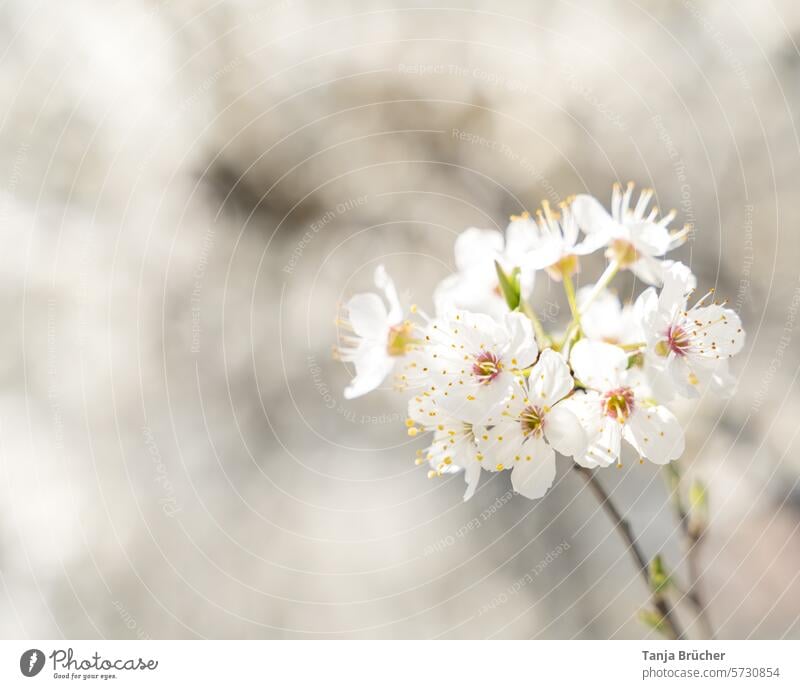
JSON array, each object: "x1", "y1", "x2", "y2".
[{"x1": 0, "y1": 0, "x2": 798, "y2": 639}]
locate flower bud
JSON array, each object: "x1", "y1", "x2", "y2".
[
  {"x1": 688, "y1": 480, "x2": 709, "y2": 538},
  {"x1": 648, "y1": 554, "x2": 672, "y2": 594},
  {"x1": 638, "y1": 608, "x2": 667, "y2": 634}
]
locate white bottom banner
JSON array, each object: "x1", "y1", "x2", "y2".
[{"x1": 0, "y1": 640, "x2": 797, "y2": 687}]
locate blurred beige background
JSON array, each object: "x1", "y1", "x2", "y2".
[{"x1": 0, "y1": 0, "x2": 798, "y2": 639}]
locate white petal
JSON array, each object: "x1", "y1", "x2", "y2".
[
  {"x1": 630, "y1": 221, "x2": 672, "y2": 256},
  {"x1": 571, "y1": 194, "x2": 617, "y2": 237},
  {"x1": 477, "y1": 420, "x2": 526, "y2": 469},
  {"x1": 504, "y1": 311, "x2": 538, "y2": 368},
  {"x1": 522, "y1": 234, "x2": 564, "y2": 270},
  {"x1": 688, "y1": 304, "x2": 745, "y2": 357},
  {"x1": 558, "y1": 392, "x2": 615, "y2": 468},
  {"x1": 510, "y1": 437, "x2": 556, "y2": 499},
  {"x1": 569, "y1": 339, "x2": 627, "y2": 391},
  {"x1": 642, "y1": 355, "x2": 681, "y2": 402},
  {"x1": 518, "y1": 265, "x2": 536, "y2": 299},
  {"x1": 584, "y1": 417, "x2": 622, "y2": 467},
  {"x1": 618, "y1": 303, "x2": 646, "y2": 344},
  {"x1": 573, "y1": 227, "x2": 612, "y2": 255},
  {"x1": 658, "y1": 261, "x2": 696, "y2": 315},
  {"x1": 407, "y1": 393, "x2": 447, "y2": 428},
  {"x1": 577, "y1": 288, "x2": 623, "y2": 342},
  {"x1": 634, "y1": 286, "x2": 662, "y2": 338},
  {"x1": 467, "y1": 372, "x2": 516, "y2": 424},
  {"x1": 374, "y1": 265, "x2": 402, "y2": 324},
  {"x1": 624, "y1": 405, "x2": 684, "y2": 464},
  {"x1": 661, "y1": 356, "x2": 736, "y2": 400},
  {"x1": 433, "y1": 273, "x2": 506, "y2": 320},
  {"x1": 462, "y1": 460, "x2": 482, "y2": 501},
  {"x1": 343, "y1": 344, "x2": 395, "y2": 399},
  {"x1": 505, "y1": 216, "x2": 538, "y2": 256},
  {"x1": 345, "y1": 293, "x2": 389, "y2": 339},
  {"x1": 629, "y1": 254, "x2": 665, "y2": 286},
  {"x1": 544, "y1": 403, "x2": 587, "y2": 458},
  {"x1": 461, "y1": 309, "x2": 506, "y2": 344},
  {"x1": 560, "y1": 206, "x2": 580, "y2": 247},
  {"x1": 454, "y1": 227, "x2": 504, "y2": 272},
  {"x1": 697, "y1": 358, "x2": 736, "y2": 397},
  {"x1": 438, "y1": 372, "x2": 514, "y2": 426},
  {"x1": 486, "y1": 375, "x2": 528, "y2": 422},
  {"x1": 529, "y1": 348, "x2": 573, "y2": 407}
]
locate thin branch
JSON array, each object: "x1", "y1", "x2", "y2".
[
  {"x1": 573, "y1": 465, "x2": 685, "y2": 640},
  {"x1": 577, "y1": 258, "x2": 619, "y2": 316},
  {"x1": 664, "y1": 467, "x2": 715, "y2": 639},
  {"x1": 682, "y1": 542, "x2": 714, "y2": 639}
]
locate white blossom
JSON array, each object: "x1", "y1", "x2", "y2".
[
  {"x1": 414, "y1": 309, "x2": 538, "y2": 425},
  {"x1": 434, "y1": 224, "x2": 536, "y2": 319},
  {"x1": 568, "y1": 339, "x2": 685, "y2": 467},
  {"x1": 337, "y1": 265, "x2": 418, "y2": 399},
  {"x1": 517, "y1": 201, "x2": 607, "y2": 281},
  {"x1": 476, "y1": 349, "x2": 587, "y2": 499},
  {"x1": 638, "y1": 261, "x2": 745, "y2": 398},
  {"x1": 571, "y1": 182, "x2": 690, "y2": 286},
  {"x1": 407, "y1": 393, "x2": 483, "y2": 500},
  {"x1": 335, "y1": 184, "x2": 745, "y2": 503},
  {"x1": 578, "y1": 287, "x2": 645, "y2": 345}
]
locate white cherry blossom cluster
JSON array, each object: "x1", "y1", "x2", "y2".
[{"x1": 335, "y1": 183, "x2": 745, "y2": 501}]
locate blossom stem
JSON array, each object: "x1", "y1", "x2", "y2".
[
  {"x1": 519, "y1": 300, "x2": 550, "y2": 349},
  {"x1": 573, "y1": 465, "x2": 685, "y2": 640},
  {"x1": 558, "y1": 323, "x2": 580, "y2": 357},
  {"x1": 557, "y1": 275, "x2": 583, "y2": 355},
  {"x1": 620, "y1": 341, "x2": 646, "y2": 352},
  {"x1": 662, "y1": 466, "x2": 715, "y2": 639},
  {"x1": 559, "y1": 259, "x2": 621, "y2": 353},
  {"x1": 563, "y1": 274, "x2": 581, "y2": 328},
  {"x1": 578, "y1": 259, "x2": 620, "y2": 316}
]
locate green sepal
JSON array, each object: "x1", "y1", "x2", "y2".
[{"x1": 495, "y1": 261, "x2": 521, "y2": 311}]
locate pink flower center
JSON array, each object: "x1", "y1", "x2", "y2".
[
  {"x1": 472, "y1": 351, "x2": 503, "y2": 384},
  {"x1": 655, "y1": 324, "x2": 691, "y2": 358},
  {"x1": 603, "y1": 386, "x2": 635, "y2": 421},
  {"x1": 667, "y1": 324, "x2": 691, "y2": 355}
]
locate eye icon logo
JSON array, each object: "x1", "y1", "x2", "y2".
[{"x1": 20, "y1": 649, "x2": 45, "y2": 677}]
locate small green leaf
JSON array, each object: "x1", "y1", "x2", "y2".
[
  {"x1": 627, "y1": 352, "x2": 644, "y2": 369},
  {"x1": 664, "y1": 462, "x2": 681, "y2": 488},
  {"x1": 689, "y1": 480, "x2": 708, "y2": 511},
  {"x1": 495, "y1": 261, "x2": 521, "y2": 311},
  {"x1": 639, "y1": 608, "x2": 667, "y2": 633},
  {"x1": 648, "y1": 554, "x2": 672, "y2": 595},
  {"x1": 688, "y1": 480, "x2": 708, "y2": 538}
]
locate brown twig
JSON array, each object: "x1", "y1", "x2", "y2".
[
  {"x1": 664, "y1": 467, "x2": 715, "y2": 639},
  {"x1": 574, "y1": 465, "x2": 685, "y2": 640}
]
